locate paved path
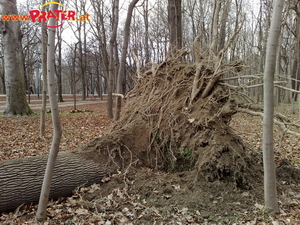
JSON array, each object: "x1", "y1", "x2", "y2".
[{"x1": 0, "y1": 94, "x2": 105, "y2": 111}]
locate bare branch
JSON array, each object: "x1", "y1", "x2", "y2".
[
  {"x1": 275, "y1": 85, "x2": 300, "y2": 94},
  {"x1": 238, "y1": 103, "x2": 290, "y2": 122},
  {"x1": 113, "y1": 93, "x2": 124, "y2": 98},
  {"x1": 277, "y1": 74, "x2": 300, "y2": 83},
  {"x1": 218, "y1": 82, "x2": 239, "y2": 89},
  {"x1": 220, "y1": 75, "x2": 262, "y2": 81},
  {"x1": 219, "y1": 81, "x2": 287, "y2": 89},
  {"x1": 237, "y1": 108, "x2": 300, "y2": 138}
]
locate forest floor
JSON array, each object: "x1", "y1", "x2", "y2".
[{"x1": 0, "y1": 96, "x2": 300, "y2": 224}]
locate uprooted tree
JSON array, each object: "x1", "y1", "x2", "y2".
[{"x1": 1, "y1": 43, "x2": 299, "y2": 212}]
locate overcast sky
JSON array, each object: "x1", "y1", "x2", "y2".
[{"x1": 13, "y1": 0, "x2": 262, "y2": 50}]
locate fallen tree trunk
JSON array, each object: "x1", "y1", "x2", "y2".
[{"x1": 0, "y1": 148, "x2": 117, "y2": 212}]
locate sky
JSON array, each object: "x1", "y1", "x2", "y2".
[{"x1": 13, "y1": 0, "x2": 262, "y2": 50}]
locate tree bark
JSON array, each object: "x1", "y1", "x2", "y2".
[
  {"x1": 107, "y1": 0, "x2": 119, "y2": 119},
  {"x1": 56, "y1": 26, "x2": 64, "y2": 103},
  {"x1": 0, "y1": 0, "x2": 33, "y2": 116},
  {"x1": 210, "y1": 0, "x2": 221, "y2": 53},
  {"x1": 0, "y1": 56, "x2": 5, "y2": 94},
  {"x1": 143, "y1": 0, "x2": 150, "y2": 64},
  {"x1": 40, "y1": 0, "x2": 48, "y2": 138},
  {"x1": 72, "y1": 43, "x2": 78, "y2": 111},
  {"x1": 262, "y1": 0, "x2": 284, "y2": 213},
  {"x1": 0, "y1": 150, "x2": 116, "y2": 213},
  {"x1": 218, "y1": 1, "x2": 230, "y2": 52},
  {"x1": 168, "y1": 0, "x2": 182, "y2": 54},
  {"x1": 36, "y1": 2, "x2": 62, "y2": 220}
]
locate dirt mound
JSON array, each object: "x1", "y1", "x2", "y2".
[
  {"x1": 79, "y1": 168, "x2": 265, "y2": 224},
  {"x1": 85, "y1": 52, "x2": 263, "y2": 190}
]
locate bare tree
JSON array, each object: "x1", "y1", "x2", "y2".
[
  {"x1": 143, "y1": 0, "x2": 150, "y2": 64},
  {"x1": 89, "y1": 0, "x2": 110, "y2": 97},
  {"x1": 107, "y1": 0, "x2": 119, "y2": 119},
  {"x1": 262, "y1": 0, "x2": 284, "y2": 213},
  {"x1": 36, "y1": 1, "x2": 62, "y2": 221},
  {"x1": 40, "y1": 0, "x2": 48, "y2": 138},
  {"x1": 71, "y1": 43, "x2": 79, "y2": 111},
  {"x1": 68, "y1": 0, "x2": 88, "y2": 101},
  {"x1": 0, "y1": 42, "x2": 5, "y2": 94},
  {"x1": 114, "y1": 0, "x2": 140, "y2": 121},
  {"x1": 288, "y1": 1, "x2": 300, "y2": 112},
  {"x1": 210, "y1": 0, "x2": 221, "y2": 53},
  {"x1": 168, "y1": 0, "x2": 182, "y2": 54},
  {"x1": 55, "y1": 25, "x2": 64, "y2": 102},
  {"x1": 0, "y1": 0, "x2": 33, "y2": 115},
  {"x1": 218, "y1": 1, "x2": 231, "y2": 52}
]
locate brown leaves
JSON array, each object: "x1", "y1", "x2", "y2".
[
  {"x1": 231, "y1": 104, "x2": 300, "y2": 167},
  {"x1": 0, "y1": 102, "x2": 112, "y2": 161},
  {"x1": 1, "y1": 99, "x2": 300, "y2": 224}
]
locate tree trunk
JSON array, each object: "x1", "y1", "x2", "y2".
[
  {"x1": 0, "y1": 57, "x2": 5, "y2": 94},
  {"x1": 0, "y1": 0, "x2": 33, "y2": 116},
  {"x1": 210, "y1": 0, "x2": 221, "y2": 53},
  {"x1": 72, "y1": 43, "x2": 78, "y2": 111},
  {"x1": 83, "y1": 18, "x2": 88, "y2": 98},
  {"x1": 290, "y1": 6, "x2": 300, "y2": 113},
  {"x1": 262, "y1": 0, "x2": 284, "y2": 213},
  {"x1": 78, "y1": 33, "x2": 86, "y2": 101},
  {"x1": 107, "y1": 0, "x2": 119, "y2": 119},
  {"x1": 143, "y1": 1, "x2": 150, "y2": 64},
  {"x1": 90, "y1": 0, "x2": 110, "y2": 97},
  {"x1": 274, "y1": 34, "x2": 282, "y2": 107},
  {"x1": 40, "y1": 0, "x2": 48, "y2": 138},
  {"x1": 0, "y1": 150, "x2": 116, "y2": 213},
  {"x1": 56, "y1": 26, "x2": 64, "y2": 103},
  {"x1": 168, "y1": 0, "x2": 182, "y2": 54},
  {"x1": 36, "y1": 2, "x2": 62, "y2": 220},
  {"x1": 218, "y1": 1, "x2": 230, "y2": 52},
  {"x1": 114, "y1": 0, "x2": 139, "y2": 121}
]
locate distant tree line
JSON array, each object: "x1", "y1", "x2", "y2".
[{"x1": 0, "y1": 0, "x2": 299, "y2": 112}]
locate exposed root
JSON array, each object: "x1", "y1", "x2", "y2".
[{"x1": 91, "y1": 51, "x2": 264, "y2": 189}]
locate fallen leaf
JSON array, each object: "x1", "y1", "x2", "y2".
[{"x1": 75, "y1": 208, "x2": 89, "y2": 215}]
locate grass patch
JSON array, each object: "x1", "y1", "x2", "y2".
[{"x1": 173, "y1": 147, "x2": 196, "y2": 172}]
